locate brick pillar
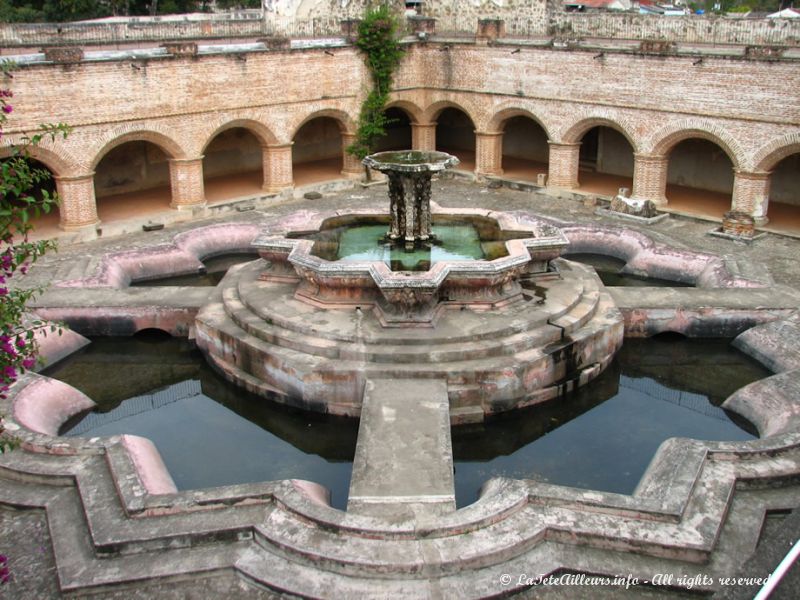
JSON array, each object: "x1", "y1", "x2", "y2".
[
  {"x1": 732, "y1": 170, "x2": 771, "y2": 225},
  {"x1": 55, "y1": 174, "x2": 99, "y2": 231},
  {"x1": 262, "y1": 143, "x2": 293, "y2": 192},
  {"x1": 475, "y1": 131, "x2": 503, "y2": 177},
  {"x1": 168, "y1": 158, "x2": 205, "y2": 209},
  {"x1": 412, "y1": 123, "x2": 436, "y2": 151},
  {"x1": 632, "y1": 153, "x2": 669, "y2": 206},
  {"x1": 547, "y1": 142, "x2": 580, "y2": 189},
  {"x1": 341, "y1": 133, "x2": 363, "y2": 178}
]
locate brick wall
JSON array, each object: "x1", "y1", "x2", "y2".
[
  {"x1": 2, "y1": 33, "x2": 798, "y2": 225},
  {"x1": 546, "y1": 14, "x2": 800, "y2": 47},
  {"x1": 0, "y1": 18, "x2": 266, "y2": 49},
  {"x1": 3, "y1": 10, "x2": 800, "y2": 50}
]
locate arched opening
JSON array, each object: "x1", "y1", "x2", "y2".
[
  {"x1": 133, "y1": 328, "x2": 173, "y2": 340},
  {"x1": 577, "y1": 126, "x2": 634, "y2": 196},
  {"x1": 765, "y1": 152, "x2": 800, "y2": 234},
  {"x1": 435, "y1": 107, "x2": 475, "y2": 172},
  {"x1": 94, "y1": 141, "x2": 172, "y2": 223},
  {"x1": 665, "y1": 138, "x2": 734, "y2": 219},
  {"x1": 374, "y1": 107, "x2": 413, "y2": 152},
  {"x1": 202, "y1": 127, "x2": 264, "y2": 204},
  {"x1": 0, "y1": 156, "x2": 59, "y2": 240},
  {"x1": 500, "y1": 116, "x2": 548, "y2": 183},
  {"x1": 292, "y1": 117, "x2": 344, "y2": 186}
]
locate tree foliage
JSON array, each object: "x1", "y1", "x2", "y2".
[
  {"x1": 347, "y1": 4, "x2": 405, "y2": 161},
  {"x1": 0, "y1": 61, "x2": 68, "y2": 453},
  {"x1": 0, "y1": 0, "x2": 214, "y2": 22}
]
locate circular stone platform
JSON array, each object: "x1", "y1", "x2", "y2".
[{"x1": 195, "y1": 253, "x2": 623, "y2": 422}]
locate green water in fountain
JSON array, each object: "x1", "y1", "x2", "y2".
[{"x1": 311, "y1": 223, "x2": 508, "y2": 272}]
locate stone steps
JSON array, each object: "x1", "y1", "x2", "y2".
[
  {"x1": 195, "y1": 257, "x2": 622, "y2": 417},
  {"x1": 249, "y1": 500, "x2": 545, "y2": 580},
  {"x1": 233, "y1": 261, "x2": 588, "y2": 346},
  {"x1": 221, "y1": 261, "x2": 603, "y2": 366}
]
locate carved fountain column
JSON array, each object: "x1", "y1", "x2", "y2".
[{"x1": 363, "y1": 150, "x2": 459, "y2": 249}]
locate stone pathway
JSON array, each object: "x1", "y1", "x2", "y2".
[
  {"x1": 2, "y1": 179, "x2": 800, "y2": 598},
  {"x1": 348, "y1": 378, "x2": 455, "y2": 518}
]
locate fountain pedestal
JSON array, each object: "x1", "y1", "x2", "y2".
[{"x1": 363, "y1": 151, "x2": 459, "y2": 249}]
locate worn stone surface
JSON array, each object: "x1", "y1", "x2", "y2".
[
  {"x1": 348, "y1": 378, "x2": 455, "y2": 517},
  {"x1": 2, "y1": 180, "x2": 800, "y2": 598}
]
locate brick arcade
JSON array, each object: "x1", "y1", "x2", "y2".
[{"x1": 1, "y1": 7, "x2": 798, "y2": 240}]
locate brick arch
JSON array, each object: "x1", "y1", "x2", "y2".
[
  {"x1": 560, "y1": 116, "x2": 639, "y2": 152},
  {"x1": 200, "y1": 118, "x2": 279, "y2": 152},
  {"x1": 383, "y1": 99, "x2": 423, "y2": 124},
  {"x1": 487, "y1": 106, "x2": 552, "y2": 139},
  {"x1": 648, "y1": 122, "x2": 743, "y2": 169},
  {"x1": 90, "y1": 128, "x2": 187, "y2": 170},
  {"x1": 0, "y1": 143, "x2": 74, "y2": 178},
  {"x1": 290, "y1": 109, "x2": 356, "y2": 139},
  {"x1": 752, "y1": 133, "x2": 800, "y2": 172},
  {"x1": 421, "y1": 100, "x2": 478, "y2": 127}
]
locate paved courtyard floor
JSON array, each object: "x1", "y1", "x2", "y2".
[{"x1": 1, "y1": 179, "x2": 799, "y2": 598}]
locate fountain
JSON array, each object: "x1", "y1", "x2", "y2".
[
  {"x1": 194, "y1": 152, "x2": 623, "y2": 421},
  {"x1": 362, "y1": 150, "x2": 459, "y2": 249},
  {"x1": 4, "y1": 177, "x2": 799, "y2": 597}
]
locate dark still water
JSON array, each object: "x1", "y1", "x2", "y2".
[
  {"x1": 48, "y1": 336, "x2": 358, "y2": 510},
  {"x1": 563, "y1": 253, "x2": 693, "y2": 287},
  {"x1": 451, "y1": 336, "x2": 767, "y2": 507},
  {"x1": 47, "y1": 336, "x2": 768, "y2": 511}
]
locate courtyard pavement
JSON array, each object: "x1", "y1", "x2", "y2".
[{"x1": 1, "y1": 179, "x2": 798, "y2": 598}]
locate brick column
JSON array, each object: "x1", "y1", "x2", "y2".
[
  {"x1": 547, "y1": 142, "x2": 580, "y2": 190},
  {"x1": 412, "y1": 123, "x2": 436, "y2": 151},
  {"x1": 168, "y1": 158, "x2": 205, "y2": 209},
  {"x1": 732, "y1": 170, "x2": 771, "y2": 225},
  {"x1": 262, "y1": 143, "x2": 293, "y2": 192},
  {"x1": 475, "y1": 131, "x2": 503, "y2": 177},
  {"x1": 55, "y1": 174, "x2": 99, "y2": 231},
  {"x1": 632, "y1": 153, "x2": 669, "y2": 206},
  {"x1": 341, "y1": 133, "x2": 363, "y2": 178}
]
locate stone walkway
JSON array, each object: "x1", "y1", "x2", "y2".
[{"x1": 1, "y1": 179, "x2": 799, "y2": 598}]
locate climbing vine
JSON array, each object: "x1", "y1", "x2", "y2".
[{"x1": 347, "y1": 4, "x2": 405, "y2": 161}]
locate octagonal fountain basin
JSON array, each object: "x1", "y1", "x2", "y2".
[{"x1": 253, "y1": 208, "x2": 569, "y2": 327}]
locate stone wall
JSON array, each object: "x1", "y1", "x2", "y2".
[
  {"x1": 596, "y1": 127, "x2": 634, "y2": 179},
  {"x1": 2, "y1": 31, "x2": 797, "y2": 228},
  {"x1": 545, "y1": 14, "x2": 800, "y2": 47},
  {"x1": 0, "y1": 17, "x2": 265, "y2": 49},
  {"x1": 420, "y1": 0, "x2": 550, "y2": 35},
  {"x1": 94, "y1": 141, "x2": 171, "y2": 197},
  {"x1": 771, "y1": 153, "x2": 800, "y2": 205},
  {"x1": 3, "y1": 8, "x2": 800, "y2": 50},
  {"x1": 203, "y1": 128, "x2": 263, "y2": 178},
  {"x1": 292, "y1": 117, "x2": 343, "y2": 163},
  {"x1": 666, "y1": 139, "x2": 735, "y2": 194}
]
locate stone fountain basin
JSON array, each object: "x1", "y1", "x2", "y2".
[{"x1": 253, "y1": 208, "x2": 569, "y2": 318}]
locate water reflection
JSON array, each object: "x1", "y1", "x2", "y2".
[
  {"x1": 451, "y1": 337, "x2": 766, "y2": 507},
  {"x1": 47, "y1": 336, "x2": 768, "y2": 511},
  {"x1": 309, "y1": 223, "x2": 509, "y2": 271},
  {"x1": 564, "y1": 253, "x2": 692, "y2": 287},
  {"x1": 49, "y1": 337, "x2": 358, "y2": 510}
]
